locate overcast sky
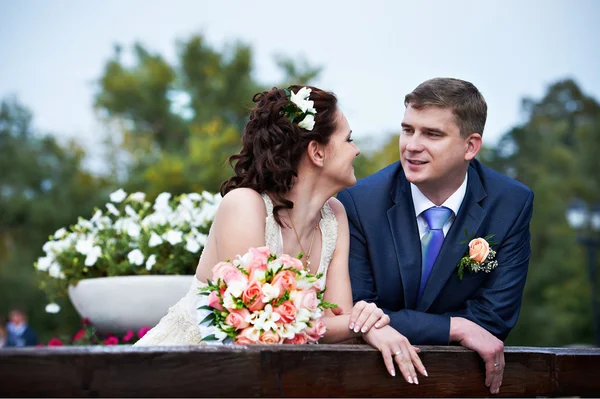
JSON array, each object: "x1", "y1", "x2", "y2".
[{"x1": 1, "y1": 0, "x2": 599, "y2": 171}]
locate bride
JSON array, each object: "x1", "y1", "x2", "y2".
[{"x1": 135, "y1": 85, "x2": 426, "y2": 383}]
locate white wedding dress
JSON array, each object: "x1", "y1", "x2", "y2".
[{"x1": 134, "y1": 194, "x2": 338, "y2": 346}]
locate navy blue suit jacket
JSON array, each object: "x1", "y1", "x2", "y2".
[{"x1": 337, "y1": 159, "x2": 534, "y2": 345}]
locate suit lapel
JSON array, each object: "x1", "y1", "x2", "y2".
[
  {"x1": 387, "y1": 170, "x2": 421, "y2": 310},
  {"x1": 416, "y1": 164, "x2": 488, "y2": 312}
]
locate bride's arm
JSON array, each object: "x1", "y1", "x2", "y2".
[
  {"x1": 320, "y1": 198, "x2": 381, "y2": 344},
  {"x1": 196, "y1": 188, "x2": 267, "y2": 282}
]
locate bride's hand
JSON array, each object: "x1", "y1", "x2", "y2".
[
  {"x1": 362, "y1": 325, "x2": 427, "y2": 384},
  {"x1": 348, "y1": 301, "x2": 390, "y2": 334}
]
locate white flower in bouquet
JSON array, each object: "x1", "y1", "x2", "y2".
[{"x1": 35, "y1": 189, "x2": 222, "y2": 311}]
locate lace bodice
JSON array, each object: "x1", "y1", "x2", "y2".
[{"x1": 261, "y1": 193, "x2": 338, "y2": 285}]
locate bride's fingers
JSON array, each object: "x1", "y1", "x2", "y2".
[
  {"x1": 394, "y1": 350, "x2": 416, "y2": 384},
  {"x1": 348, "y1": 301, "x2": 367, "y2": 330},
  {"x1": 375, "y1": 313, "x2": 390, "y2": 328},
  {"x1": 359, "y1": 311, "x2": 382, "y2": 333},
  {"x1": 408, "y1": 344, "x2": 427, "y2": 377},
  {"x1": 351, "y1": 302, "x2": 377, "y2": 333},
  {"x1": 380, "y1": 347, "x2": 396, "y2": 377}
]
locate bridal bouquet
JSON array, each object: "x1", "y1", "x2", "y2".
[
  {"x1": 35, "y1": 188, "x2": 221, "y2": 310},
  {"x1": 197, "y1": 247, "x2": 336, "y2": 344}
]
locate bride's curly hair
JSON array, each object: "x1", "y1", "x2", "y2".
[{"x1": 220, "y1": 85, "x2": 339, "y2": 226}]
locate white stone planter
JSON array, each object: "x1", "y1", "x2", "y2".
[{"x1": 68, "y1": 275, "x2": 194, "y2": 334}]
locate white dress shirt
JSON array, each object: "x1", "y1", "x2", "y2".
[{"x1": 410, "y1": 173, "x2": 468, "y2": 239}]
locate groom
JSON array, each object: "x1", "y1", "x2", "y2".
[{"x1": 338, "y1": 78, "x2": 533, "y2": 394}]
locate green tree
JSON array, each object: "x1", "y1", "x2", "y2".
[
  {"x1": 95, "y1": 34, "x2": 321, "y2": 197},
  {"x1": 482, "y1": 79, "x2": 600, "y2": 346},
  {"x1": 0, "y1": 96, "x2": 109, "y2": 340}
]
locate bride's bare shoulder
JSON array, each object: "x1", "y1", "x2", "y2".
[
  {"x1": 217, "y1": 188, "x2": 266, "y2": 219},
  {"x1": 326, "y1": 197, "x2": 347, "y2": 219}
]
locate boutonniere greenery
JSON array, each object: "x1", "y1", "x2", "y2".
[{"x1": 456, "y1": 231, "x2": 499, "y2": 280}]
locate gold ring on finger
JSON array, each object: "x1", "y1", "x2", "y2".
[{"x1": 494, "y1": 363, "x2": 501, "y2": 367}]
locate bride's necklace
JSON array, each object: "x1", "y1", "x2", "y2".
[{"x1": 287, "y1": 211, "x2": 319, "y2": 268}]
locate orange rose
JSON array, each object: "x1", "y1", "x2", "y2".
[
  {"x1": 225, "y1": 308, "x2": 251, "y2": 330},
  {"x1": 242, "y1": 279, "x2": 265, "y2": 312},
  {"x1": 274, "y1": 300, "x2": 297, "y2": 323},
  {"x1": 284, "y1": 333, "x2": 308, "y2": 345},
  {"x1": 469, "y1": 238, "x2": 490, "y2": 263},
  {"x1": 258, "y1": 331, "x2": 281, "y2": 344},
  {"x1": 271, "y1": 270, "x2": 297, "y2": 295}
]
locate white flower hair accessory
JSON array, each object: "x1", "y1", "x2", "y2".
[{"x1": 282, "y1": 87, "x2": 317, "y2": 130}]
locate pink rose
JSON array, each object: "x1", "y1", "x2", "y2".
[
  {"x1": 250, "y1": 246, "x2": 271, "y2": 264},
  {"x1": 73, "y1": 329, "x2": 86, "y2": 342},
  {"x1": 104, "y1": 336, "x2": 119, "y2": 346},
  {"x1": 469, "y1": 238, "x2": 490, "y2": 263},
  {"x1": 274, "y1": 300, "x2": 297, "y2": 323},
  {"x1": 284, "y1": 333, "x2": 308, "y2": 345},
  {"x1": 207, "y1": 291, "x2": 224, "y2": 311},
  {"x1": 138, "y1": 327, "x2": 151, "y2": 339},
  {"x1": 247, "y1": 260, "x2": 268, "y2": 281},
  {"x1": 122, "y1": 329, "x2": 134, "y2": 343},
  {"x1": 304, "y1": 319, "x2": 326, "y2": 342},
  {"x1": 48, "y1": 338, "x2": 63, "y2": 346},
  {"x1": 258, "y1": 331, "x2": 281, "y2": 344},
  {"x1": 242, "y1": 279, "x2": 265, "y2": 312},
  {"x1": 313, "y1": 278, "x2": 325, "y2": 292},
  {"x1": 294, "y1": 288, "x2": 319, "y2": 312},
  {"x1": 212, "y1": 261, "x2": 247, "y2": 285},
  {"x1": 235, "y1": 327, "x2": 258, "y2": 344},
  {"x1": 271, "y1": 270, "x2": 297, "y2": 295},
  {"x1": 225, "y1": 308, "x2": 251, "y2": 330},
  {"x1": 279, "y1": 254, "x2": 304, "y2": 270}
]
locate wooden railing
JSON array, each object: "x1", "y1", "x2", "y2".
[{"x1": 1, "y1": 345, "x2": 599, "y2": 397}]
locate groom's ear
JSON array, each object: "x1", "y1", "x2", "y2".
[
  {"x1": 307, "y1": 140, "x2": 325, "y2": 167},
  {"x1": 464, "y1": 133, "x2": 482, "y2": 161}
]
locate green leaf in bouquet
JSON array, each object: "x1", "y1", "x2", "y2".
[{"x1": 201, "y1": 334, "x2": 219, "y2": 342}]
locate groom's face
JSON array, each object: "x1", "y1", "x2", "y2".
[{"x1": 400, "y1": 105, "x2": 473, "y2": 194}]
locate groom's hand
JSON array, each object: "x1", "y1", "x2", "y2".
[{"x1": 450, "y1": 317, "x2": 505, "y2": 395}]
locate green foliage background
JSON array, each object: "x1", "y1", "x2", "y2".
[{"x1": 1, "y1": 33, "x2": 598, "y2": 346}]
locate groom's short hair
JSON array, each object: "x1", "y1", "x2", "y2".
[{"x1": 404, "y1": 77, "x2": 487, "y2": 138}]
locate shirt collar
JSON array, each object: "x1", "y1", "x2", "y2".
[{"x1": 410, "y1": 173, "x2": 468, "y2": 218}]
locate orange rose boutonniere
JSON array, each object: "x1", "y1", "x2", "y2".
[{"x1": 457, "y1": 232, "x2": 499, "y2": 280}]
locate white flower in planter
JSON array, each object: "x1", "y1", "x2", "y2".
[
  {"x1": 164, "y1": 230, "x2": 183, "y2": 246},
  {"x1": 35, "y1": 189, "x2": 222, "y2": 312},
  {"x1": 45, "y1": 303, "x2": 61, "y2": 314},
  {"x1": 128, "y1": 249, "x2": 145, "y2": 266},
  {"x1": 109, "y1": 188, "x2": 127, "y2": 203}
]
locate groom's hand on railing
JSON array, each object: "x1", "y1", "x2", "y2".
[
  {"x1": 450, "y1": 317, "x2": 505, "y2": 395},
  {"x1": 348, "y1": 301, "x2": 391, "y2": 334}
]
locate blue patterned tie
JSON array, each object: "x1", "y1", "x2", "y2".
[{"x1": 418, "y1": 206, "x2": 453, "y2": 301}]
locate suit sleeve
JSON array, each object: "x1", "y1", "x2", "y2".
[
  {"x1": 444, "y1": 191, "x2": 534, "y2": 341},
  {"x1": 337, "y1": 189, "x2": 452, "y2": 345}
]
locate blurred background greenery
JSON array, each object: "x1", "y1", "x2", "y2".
[{"x1": 1, "y1": 14, "x2": 599, "y2": 346}]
